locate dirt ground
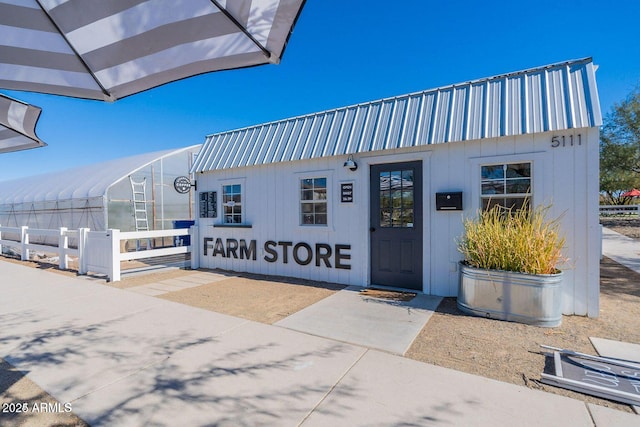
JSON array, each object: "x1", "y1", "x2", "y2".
[
  {"x1": 159, "y1": 274, "x2": 345, "y2": 324},
  {"x1": 601, "y1": 216, "x2": 640, "y2": 239},
  {"x1": 1, "y1": 221, "x2": 639, "y2": 425},
  {"x1": 405, "y1": 256, "x2": 640, "y2": 413}
]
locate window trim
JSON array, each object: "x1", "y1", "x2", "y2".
[
  {"x1": 299, "y1": 176, "x2": 329, "y2": 226},
  {"x1": 219, "y1": 179, "x2": 247, "y2": 225},
  {"x1": 467, "y1": 152, "x2": 545, "y2": 214},
  {"x1": 480, "y1": 162, "x2": 532, "y2": 211}
]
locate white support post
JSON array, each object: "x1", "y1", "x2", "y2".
[
  {"x1": 20, "y1": 226, "x2": 29, "y2": 260},
  {"x1": 190, "y1": 225, "x2": 200, "y2": 270},
  {"x1": 107, "y1": 229, "x2": 121, "y2": 282},
  {"x1": 59, "y1": 227, "x2": 68, "y2": 270},
  {"x1": 0, "y1": 223, "x2": 3, "y2": 255},
  {"x1": 77, "y1": 228, "x2": 88, "y2": 275}
]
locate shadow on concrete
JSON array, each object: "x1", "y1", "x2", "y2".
[
  {"x1": 83, "y1": 340, "x2": 358, "y2": 426},
  {"x1": 0, "y1": 307, "x2": 367, "y2": 426},
  {"x1": 600, "y1": 257, "x2": 640, "y2": 298}
]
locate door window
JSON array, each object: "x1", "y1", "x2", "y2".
[{"x1": 379, "y1": 169, "x2": 414, "y2": 227}]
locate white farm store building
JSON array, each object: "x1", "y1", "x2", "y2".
[{"x1": 192, "y1": 58, "x2": 602, "y2": 317}]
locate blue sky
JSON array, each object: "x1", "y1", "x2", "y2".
[{"x1": 1, "y1": 0, "x2": 639, "y2": 181}]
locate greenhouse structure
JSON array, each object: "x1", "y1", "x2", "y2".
[{"x1": 0, "y1": 145, "x2": 200, "y2": 245}]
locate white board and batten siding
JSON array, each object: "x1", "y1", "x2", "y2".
[
  {"x1": 194, "y1": 58, "x2": 602, "y2": 317},
  {"x1": 197, "y1": 156, "x2": 366, "y2": 287},
  {"x1": 197, "y1": 128, "x2": 599, "y2": 316}
]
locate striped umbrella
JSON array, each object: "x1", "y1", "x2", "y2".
[
  {"x1": 0, "y1": 94, "x2": 45, "y2": 152},
  {"x1": 0, "y1": 0, "x2": 306, "y2": 153}
]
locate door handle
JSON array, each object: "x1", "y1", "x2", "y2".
[{"x1": 369, "y1": 227, "x2": 376, "y2": 232}]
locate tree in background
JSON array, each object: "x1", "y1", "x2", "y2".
[{"x1": 600, "y1": 87, "x2": 640, "y2": 204}]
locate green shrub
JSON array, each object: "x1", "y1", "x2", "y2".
[{"x1": 458, "y1": 204, "x2": 566, "y2": 275}]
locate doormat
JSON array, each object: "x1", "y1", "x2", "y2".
[{"x1": 360, "y1": 288, "x2": 417, "y2": 302}]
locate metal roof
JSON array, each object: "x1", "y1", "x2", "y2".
[
  {"x1": 0, "y1": 145, "x2": 200, "y2": 204},
  {"x1": 193, "y1": 58, "x2": 602, "y2": 173}
]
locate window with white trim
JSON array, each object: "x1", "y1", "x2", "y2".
[
  {"x1": 481, "y1": 162, "x2": 531, "y2": 210},
  {"x1": 300, "y1": 177, "x2": 327, "y2": 225},
  {"x1": 222, "y1": 184, "x2": 242, "y2": 223}
]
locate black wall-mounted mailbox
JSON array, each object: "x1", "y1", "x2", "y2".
[{"x1": 436, "y1": 192, "x2": 463, "y2": 211}]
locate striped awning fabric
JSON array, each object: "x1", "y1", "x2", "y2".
[
  {"x1": 0, "y1": 93, "x2": 45, "y2": 153},
  {"x1": 0, "y1": 0, "x2": 305, "y2": 152}
]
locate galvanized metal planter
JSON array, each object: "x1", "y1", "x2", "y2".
[{"x1": 458, "y1": 262, "x2": 563, "y2": 327}]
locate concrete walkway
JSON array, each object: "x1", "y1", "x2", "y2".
[
  {"x1": 1, "y1": 261, "x2": 638, "y2": 426},
  {"x1": 276, "y1": 286, "x2": 441, "y2": 355},
  {"x1": 125, "y1": 270, "x2": 232, "y2": 296}
]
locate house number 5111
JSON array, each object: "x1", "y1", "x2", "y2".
[{"x1": 551, "y1": 134, "x2": 581, "y2": 148}]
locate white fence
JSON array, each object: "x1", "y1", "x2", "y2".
[
  {"x1": 0, "y1": 225, "x2": 199, "y2": 282},
  {"x1": 599, "y1": 205, "x2": 640, "y2": 215}
]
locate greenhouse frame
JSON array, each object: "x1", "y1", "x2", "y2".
[{"x1": 0, "y1": 145, "x2": 200, "y2": 245}]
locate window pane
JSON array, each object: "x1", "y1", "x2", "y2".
[
  {"x1": 482, "y1": 196, "x2": 530, "y2": 212},
  {"x1": 302, "y1": 189, "x2": 314, "y2": 200},
  {"x1": 390, "y1": 171, "x2": 401, "y2": 190},
  {"x1": 302, "y1": 214, "x2": 314, "y2": 224},
  {"x1": 379, "y1": 172, "x2": 391, "y2": 190},
  {"x1": 314, "y1": 188, "x2": 326, "y2": 200},
  {"x1": 402, "y1": 190, "x2": 414, "y2": 208},
  {"x1": 314, "y1": 177, "x2": 326, "y2": 188},
  {"x1": 380, "y1": 191, "x2": 391, "y2": 208},
  {"x1": 482, "y1": 181, "x2": 504, "y2": 195},
  {"x1": 401, "y1": 169, "x2": 414, "y2": 185},
  {"x1": 506, "y1": 179, "x2": 530, "y2": 194},
  {"x1": 392, "y1": 190, "x2": 402, "y2": 208},
  {"x1": 481, "y1": 165, "x2": 504, "y2": 180},
  {"x1": 301, "y1": 203, "x2": 313, "y2": 213},
  {"x1": 506, "y1": 163, "x2": 530, "y2": 178},
  {"x1": 402, "y1": 209, "x2": 414, "y2": 227},
  {"x1": 390, "y1": 208, "x2": 401, "y2": 227},
  {"x1": 482, "y1": 197, "x2": 503, "y2": 211},
  {"x1": 380, "y1": 209, "x2": 392, "y2": 227},
  {"x1": 232, "y1": 194, "x2": 241, "y2": 203},
  {"x1": 505, "y1": 197, "x2": 528, "y2": 211},
  {"x1": 315, "y1": 214, "x2": 327, "y2": 225},
  {"x1": 314, "y1": 203, "x2": 327, "y2": 214}
]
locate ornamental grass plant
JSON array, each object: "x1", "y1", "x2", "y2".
[{"x1": 458, "y1": 203, "x2": 566, "y2": 275}]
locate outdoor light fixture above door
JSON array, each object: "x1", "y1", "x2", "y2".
[{"x1": 344, "y1": 154, "x2": 358, "y2": 171}]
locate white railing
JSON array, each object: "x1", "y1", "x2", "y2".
[
  {"x1": 0, "y1": 225, "x2": 199, "y2": 282},
  {"x1": 599, "y1": 205, "x2": 640, "y2": 215},
  {"x1": 0, "y1": 225, "x2": 84, "y2": 270},
  {"x1": 106, "y1": 228, "x2": 200, "y2": 282}
]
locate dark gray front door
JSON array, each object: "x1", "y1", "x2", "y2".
[{"x1": 370, "y1": 161, "x2": 423, "y2": 290}]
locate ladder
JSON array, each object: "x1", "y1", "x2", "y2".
[{"x1": 129, "y1": 177, "x2": 150, "y2": 250}]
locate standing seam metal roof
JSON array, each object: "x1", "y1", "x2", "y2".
[{"x1": 192, "y1": 58, "x2": 602, "y2": 173}]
